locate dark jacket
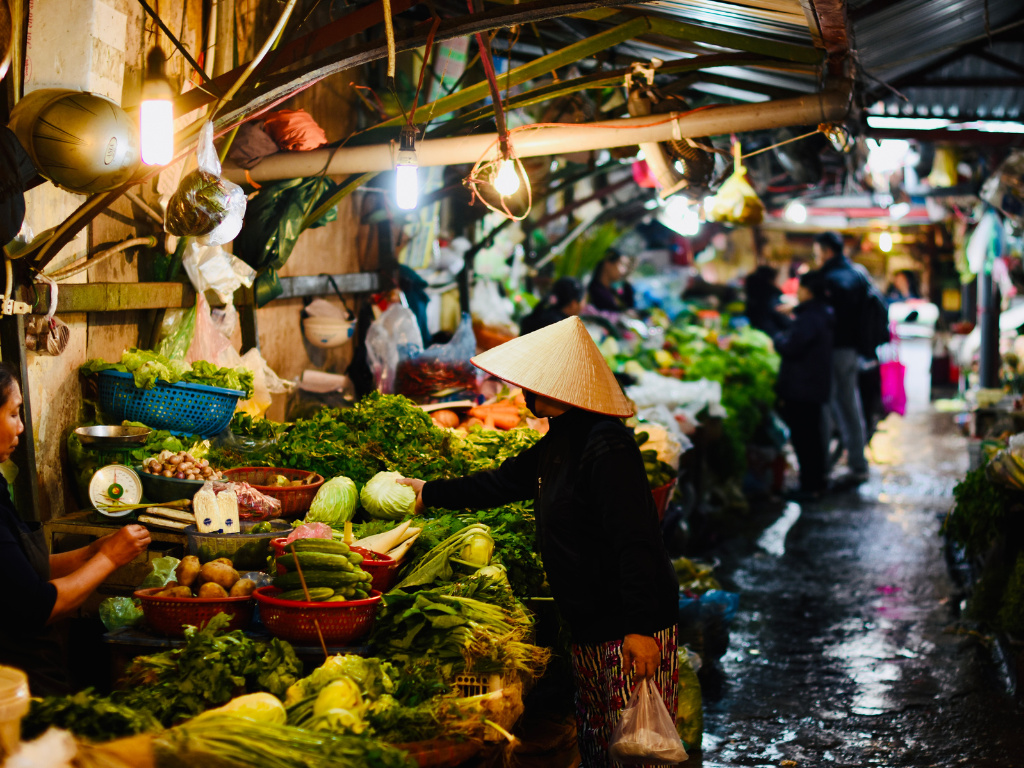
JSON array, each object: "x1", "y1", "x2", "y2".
[
  {"x1": 746, "y1": 293, "x2": 793, "y2": 337},
  {"x1": 820, "y1": 254, "x2": 867, "y2": 350},
  {"x1": 589, "y1": 280, "x2": 635, "y2": 312},
  {"x1": 773, "y1": 299, "x2": 834, "y2": 403},
  {"x1": 422, "y1": 408, "x2": 678, "y2": 644},
  {"x1": 520, "y1": 306, "x2": 568, "y2": 336}
]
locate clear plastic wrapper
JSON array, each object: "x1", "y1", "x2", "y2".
[
  {"x1": 365, "y1": 304, "x2": 423, "y2": 393},
  {"x1": 705, "y1": 144, "x2": 763, "y2": 226},
  {"x1": 232, "y1": 481, "x2": 283, "y2": 521},
  {"x1": 284, "y1": 522, "x2": 334, "y2": 543},
  {"x1": 98, "y1": 596, "x2": 144, "y2": 632},
  {"x1": 165, "y1": 121, "x2": 247, "y2": 245},
  {"x1": 394, "y1": 313, "x2": 477, "y2": 397}
]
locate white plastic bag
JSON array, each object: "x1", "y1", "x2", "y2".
[
  {"x1": 609, "y1": 679, "x2": 688, "y2": 765},
  {"x1": 165, "y1": 121, "x2": 247, "y2": 246},
  {"x1": 182, "y1": 242, "x2": 256, "y2": 304},
  {"x1": 365, "y1": 305, "x2": 424, "y2": 393}
]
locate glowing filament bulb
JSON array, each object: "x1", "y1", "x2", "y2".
[{"x1": 494, "y1": 158, "x2": 521, "y2": 196}]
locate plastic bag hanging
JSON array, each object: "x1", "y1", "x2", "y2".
[
  {"x1": 165, "y1": 121, "x2": 247, "y2": 245},
  {"x1": 705, "y1": 142, "x2": 764, "y2": 226},
  {"x1": 609, "y1": 678, "x2": 689, "y2": 765}
]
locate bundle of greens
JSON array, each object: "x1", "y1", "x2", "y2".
[
  {"x1": 82, "y1": 349, "x2": 255, "y2": 397},
  {"x1": 370, "y1": 589, "x2": 549, "y2": 680},
  {"x1": 943, "y1": 466, "x2": 1022, "y2": 555},
  {"x1": 22, "y1": 688, "x2": 161, "y2": 742},
  {"x1": 393, "y1": 524, "x2": 494, "y2": 590},
  {"x1": 112, "y1": 613, "x2": 302, "y2": 726},
  {"x1": 154, "y1": 715, "x2": 417, "y2": 768}
]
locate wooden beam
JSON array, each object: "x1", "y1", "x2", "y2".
[{"x1": 273, "y1": 273, "x2": 381, "y2": 300}]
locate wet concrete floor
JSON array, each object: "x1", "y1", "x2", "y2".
[{"x1": 692, "y1": 411, "x2": 1024, "y2": 767}]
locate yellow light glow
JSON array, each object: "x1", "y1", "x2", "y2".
[
  {"x1": 879, "y1": 232, "x2": 893, "y2": 252},
  {"x1": 494, "y1": 159, "x2": 521, "y2": 196},
  {"x1": 140, "y1": 99, "x2": 174, "y2": 165}
]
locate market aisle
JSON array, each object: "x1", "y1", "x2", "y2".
[{"x1": 692, "y1": 411, "x2": 1024, "y2": 767}]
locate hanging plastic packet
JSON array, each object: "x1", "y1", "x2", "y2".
[
  {"x1": 705, "y1": 142, "x2": 763, "y2": 226},
  {"x1": 609, "y1": 678, "x2": 689, "y2": 765},
  {"x1": 165, "y1": 121, "x2": 247, "y2": 245}
]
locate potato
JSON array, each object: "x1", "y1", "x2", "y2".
[
  {"x1": 229, "y1": 579, "x2": 257, "y2": 597},
  {"x1": 212, "y1": 558, "x2": 234, "y2": 567},
  {"x1": 175, "y1": 556, "x2": 201, "y2": 587},
  {"x1": 200, "y1": 561, "x2": 240, "y2": 589},
  {"x1": 198, "y1": 582, "x2": 229, "y2": 598}
]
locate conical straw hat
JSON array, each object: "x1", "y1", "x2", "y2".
[{"x1": 471, "y1": 316, "x2": 633, "y2": 417}]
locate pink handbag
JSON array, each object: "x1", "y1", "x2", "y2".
[{"x1": 880, "y1": 329, "x2": 906, "y2": 416}]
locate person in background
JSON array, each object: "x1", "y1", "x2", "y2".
[
  {"x1": 588, "y1": 250, "x2": 636, "y2": 312},
  {"x1": 0, "y1": 363, "x2": 151, "y2": 695},
  {"x1": 885, "y1": 269, "x2": 921, "y2": 305},
  {"x1": 814, "y1": 231, "x2": 870, "y2": 485},
  {"x1": 773, "y1": 271, "x2": 834, "y2": 500},
  {"x1": 744, "y1": 265, "x2": 792, "y2": 337},
  {"x1": 521, "y1": 277, "x2": 584, "y2": 335}
]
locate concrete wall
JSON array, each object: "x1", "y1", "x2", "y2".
[{"x1": 18, "y1": 0, "x2": 377, "y2": 520}]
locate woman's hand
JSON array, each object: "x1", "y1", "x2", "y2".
[
  {"x1": 397, "y1": 477, "x2": 426, "y2": 514},
  {"x1": 622, "y1": 634, "x2": 661, "y2": 680},
  {"x1": 98, "y1": 525, "x2": 151, "y2": 568}
]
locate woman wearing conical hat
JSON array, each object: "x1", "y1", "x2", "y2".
[{"x1": 400, "y1": 316, "x2": 680, "y2": 767}]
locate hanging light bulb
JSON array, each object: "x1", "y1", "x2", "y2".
[
  {"x1": 494, "y1": 157, "x2": 521, "y2": 196},
  {"x1": 784, "y1": 200, "x2": 808, "y2": 224},
  {"x1": 879, "y1": 232, "x2": 893, "y2": 252},
  {"x1": 140, "y1": 47, "x2": 174, "y2": 165},
  {"x1": 395, "y1": 124, "x2": 419, "y2": 210}
]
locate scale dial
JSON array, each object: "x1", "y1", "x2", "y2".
[{"x1": 89, "y1": 464, "x2": 143, "y2": 517}]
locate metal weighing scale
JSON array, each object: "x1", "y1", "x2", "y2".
[{"x1": 75, "y1": 426, "x2": 151, "y2": 517}]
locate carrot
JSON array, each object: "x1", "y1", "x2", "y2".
[
  {"x1": 492, "y1": 413, "x2": 521, "y2": 430},
  {"x1": 470, "y1": 404, "x2": 520, "y2": 421},
  {"x1": 484, "y1": 414, "x2": 497, "y2": 430}
]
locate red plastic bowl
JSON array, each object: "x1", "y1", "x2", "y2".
[
  {"x1": 252, "y1": 586, "x2": 381, "y2": 645},
  {"x1": 350, "y1": 547, "x2": 398, "y2": 593},
  {"x1": 134, "y1": 587, "x2": 254, "y2": 637}
]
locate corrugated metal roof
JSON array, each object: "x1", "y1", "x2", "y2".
[
  {"x1": 639, "y1": 0, "x2": 812, "y2": 41},
  {"x1": 855, "y1": 0, "x2": 1024, "y2": 120}
]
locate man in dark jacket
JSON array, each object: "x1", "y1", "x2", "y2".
[
  {"x1": 773, "y1": 271, "x2": 834, "y2": 499},
  {"x1": 814, "y1": 231, "x2": 869, "y2": 483},
  {"x1": 399, "y1": 317, "x2": 679, "y2": 768},
  {"x1": 745, "y1": 265, "x2": 792, "y2": 337}
]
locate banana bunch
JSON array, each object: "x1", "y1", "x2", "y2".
[{"x1": 985, "y1": 449, "x2": 1024, "y2": 491}]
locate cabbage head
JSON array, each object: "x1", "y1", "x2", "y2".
[
  {"x1": 459, "y1": 531, "x2": 494, "y2": 566},
  {"x1": 201, "y1": 693, "x2": 287, "y2": 724},
  {"x1": 360, "y1": 471, "x2": 416, "y2": 521},
  {"x1": 314, "y1": 677, "x2": 364, "y2": 716},
  {"x1": 305, "y1": 476, "x2": 358, "y2": 526}
]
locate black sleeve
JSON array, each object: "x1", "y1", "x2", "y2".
[
  {"x1": 773, "y1": 314, "x2": 818, "y2": 360},
  {"x1": 585, "y1": 426, "x2": 675, "y2": 637},
  {"x1": 0, "y1": 529, "x2": 57, "y2": 633},
  {"x1": 422, "y1": 440, "x2": 541, "y2": 510}
]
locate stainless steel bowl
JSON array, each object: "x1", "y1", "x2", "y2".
[{"x1": 74, "y1": 425, "x2": 152, "y2": 446}]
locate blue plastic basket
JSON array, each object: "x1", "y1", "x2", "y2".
[{"x1": 97, "y1": 370, "x2": 244, "y2": 437}]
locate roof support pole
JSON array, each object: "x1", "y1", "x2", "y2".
[{"x1": 225, "y1": 82, "x2": 853, "y2": 182}]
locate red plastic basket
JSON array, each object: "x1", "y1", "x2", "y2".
[
  {"x1": 651, "y1": 479, "x2": 677, "y2": 521},
  {"x1": 350, "y1": 547, "x2": 398, "y2": 593},
  {"x1": 134, "y1": 587, "x2": 254, "y2": 638},
  {"x1": 252, "y1": 586, "x2": 381, "y2": 645},
  {"x1": 220, "y1": 468, "x2": 324, "y2": 519}
]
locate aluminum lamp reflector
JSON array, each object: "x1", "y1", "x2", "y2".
[
  {"x1": 396, "y1": 125, "x2": 419, "y2": 210},
  {"x1": 141, "y1": 47, "x2": 174, "y2": 165},
  {"x1": 494, "y1": 158, "x2": 520, "y2": 196}
]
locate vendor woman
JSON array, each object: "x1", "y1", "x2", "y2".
[
  {"x1": 0, "y1": 363, "x2": 151, "y2": 695},
  {"x1": 400, "y1": 317, "x2": 678, "y2": 767}
]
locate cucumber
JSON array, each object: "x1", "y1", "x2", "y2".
[
  {"x1": 325, "y1": 595, "x2": 347, "y2": 602},
  {"x1": 288, "y1": 539, "x2": 350, "y2": 555},
  {"x1": 352, "y1": 589, "x2": 369, "y2": 599},
  {"x1": 359, "y1": 571, "x2": 372, "y2": 583},
  {"x1": 273, "y1": 569, "x2": 364, "y2": 592},
  {"x1": 346, "y1": 552, "x2": 364, "y2": 566},
  {"x1": 276, "y1": 587, "x2": 335, "y2": 602},
  {"x1": 278, "y1": 552, "x2": 352, "y2": 572}
]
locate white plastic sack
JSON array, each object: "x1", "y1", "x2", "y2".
[
  {"x1": 365, "y1": 305, "x2": 424, "y2": 393},
  {"x1": 609, "y1": 678, "x2": 688, "y2": 765},
  {"x1": 470, "y1": 277, "x2": 515, "y2": 329},
  {"x1": 627, "y1": 371, "x2": 722, "y2": 412},
  {"x1": 966, "y1": 209, "x2": 1004, "y2": 275},
  {"x1": 182, "y1": 242, "x2": 256, "y2": 304}
]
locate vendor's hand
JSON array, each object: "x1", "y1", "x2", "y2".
[
  {"x1": 99, "y1": 525, "x2": 151, "y2": 568},
  {"x1": 398, "y1": 477, "x2": 426, "y2": 514},
  {"x1": 622, "y1": 634, "x2": 661, "y2": 680}
]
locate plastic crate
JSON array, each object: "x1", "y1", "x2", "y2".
[
  {"x1": 453, "y1": 672, "x2": 504, "y2": 698},
  {"x1": 97, "y1": 370, "x2": 244, "y2": 438}
]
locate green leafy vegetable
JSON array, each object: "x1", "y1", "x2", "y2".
[
  {"x1": 306, "y1": 476, "x2": 359, "y2": 525},
  {"x1": 22, "y1": 689, "x2": 161, "y2": 742},
  {"x1": 360, "y1": 471, "x2": 416, "y2": 521},
  {"x1": 81, "y1": 348, "x2": 255, "y2": 397}
]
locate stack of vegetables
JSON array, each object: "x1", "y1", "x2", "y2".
[{"x1": 273, "y1": 539, "x2": 374, "y2": 602}]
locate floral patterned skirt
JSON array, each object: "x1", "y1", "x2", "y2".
[{"x1": 570, "y1": 626, "x2": 679, "y2": 768}]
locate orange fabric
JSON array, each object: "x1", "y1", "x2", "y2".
[{"x1": 263, "y1": 109, "x2": 328, "y2": 151}]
